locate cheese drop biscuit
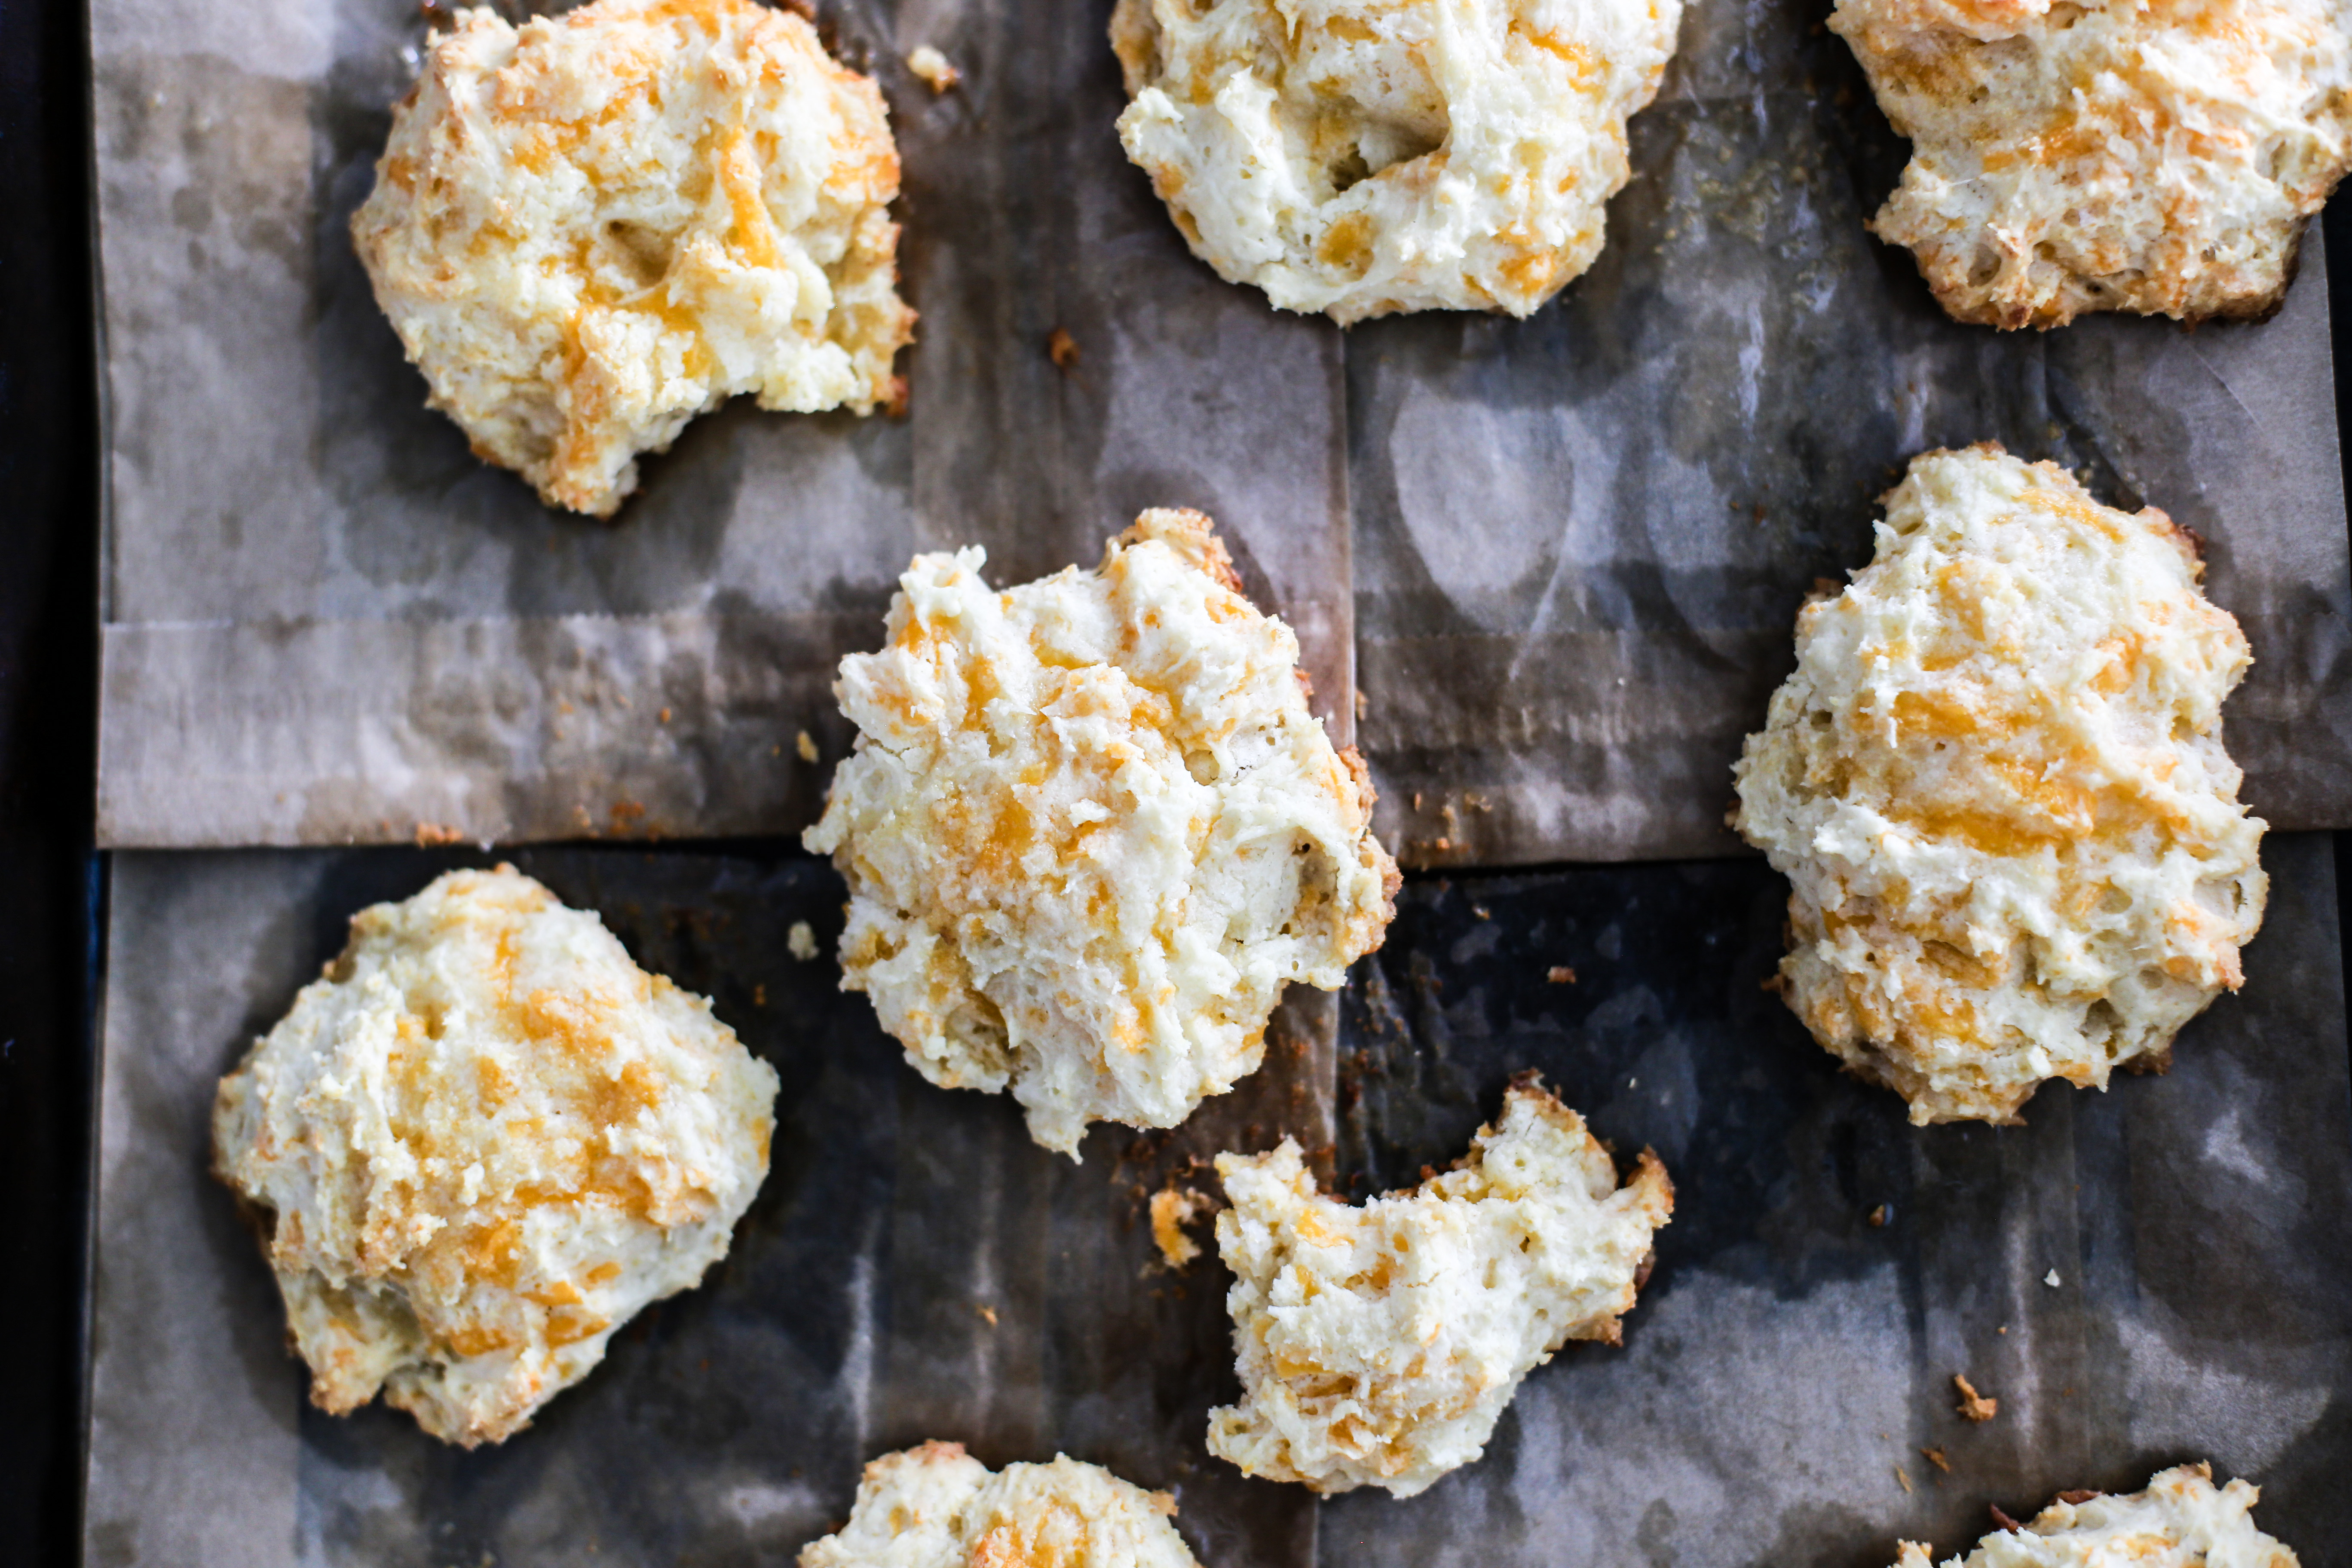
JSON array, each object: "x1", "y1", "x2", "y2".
[
  {"x1": 1833, "y1": 0, "x2": 2352, "y2": 328},
  {"x1": 1207, "y1": 1078, "x2": 1672, "y2": 1497},
  {"x1": 1109, "y1": 0, "x2": 1684, "y2": 323},
  {"x1": 1734, "y1": 445, "x2": 2266, "y2": 1125},
  {"x1": 1892, "y1": 1463, "x2": 2300, "y2": 1567},
  {"x1": 352, "y1": 0, "x2": 916, "y2": 516},
  {"x1": 798, "y1": 1442, "x2": 1201, "y2": 1568},
  {"x1": 805, "y1": 508, "x2": 1398, "y2": 1157},
  {"x1": 211, "y1": 866, "x2": 779, "y2": 1446}
]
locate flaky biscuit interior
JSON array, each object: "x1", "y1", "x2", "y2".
[{"x1": 1207, "y1": 1081, "x2": 1672, "y2": 1497}]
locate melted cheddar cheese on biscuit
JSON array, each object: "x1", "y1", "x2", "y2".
[
  {"x1": 1735, "y1": 444, "x2": 2266, "y2": 1124},
  {"x1": 211, "y1": 866, "x2": 778, "y2": 1446},
  {"x1": 1207, "y1": 1079, "x2": 1671, "y2": 1496},
  {"x1": 352, "y1": 0, "x2": 915, "y2": 515},
  {"x1": 1110, "y1": 0, "x2": 1684, "y2": 322},
  {"x1": 1893, "y1": 1462, "x2": 2300, "y2": 1567},
  {"x1": 1834, "y1": 0, "x2": 2352, "y2": 327},
  {"x1": 798, "y1": 1442, "x2": 1202, "y2": 1568},
  {"x1": 806, "y1": 509, "x2": 1398, "y2": 1157}
]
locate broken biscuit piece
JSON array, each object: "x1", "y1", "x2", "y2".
[
  {"x1": 805, "y1": 509, "x2": 1398, "y2": 1157},
  {"x1": 1734, "y1": 444, "x2": 2266, "y2": 1125},
  {"x1": 1832, "y1": 0, "x2": 2352, "y2": 327},
  {"x1": 798, "y1": 1442, "x2": 1201, "y2": 1568},
  {"x1": 1109, "y1": 0, "x2": 1684, "y2": 322},
  {"x1": 1892, "y1": 1463, "x2": 2300, "y2": 1567},
  {"x1": 352, "y1": 0, "x2": 916, "y2": 515},
  {"x1": 211, "y1": 866, "x2": 779, "y2": 1446},
  {"x1": 1207, "y1": 1077, "x2": 1672, "y2": 1496}
]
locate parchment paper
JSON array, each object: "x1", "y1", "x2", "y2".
[
  {"x1": 83, "y1": 839, "x2": 2350, "y2": 1565},
  {"x1": 1324, "y1": 839, "x2": 2351, "y2": 1561},
  {"x1": 89, "y1": 0, "x2": 2352, "y2": 861},
  {"x1": 84, "y1": 845, "x2": 1333, "y2": 1567},
  {"x1": 89, "y1": 0, "x2": 1352, "y2": 848},
  {"x1": 1352, "y1": 0, "x2": 2352, "y2": 865}
]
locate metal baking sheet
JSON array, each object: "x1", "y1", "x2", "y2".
[
  {"x1": 87, "y1": 0, "x2": 2352, "y2": 861},
  {"x1": 82, "y1": 834, "x2": 2350, "y2": 1565}
]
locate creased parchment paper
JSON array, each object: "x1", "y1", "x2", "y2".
[
  {"x1": 1350, "y1": 0, "x2": 2352, "y2": 865},
  {"x1": 83, "y1": 839, "x2": 2350, "y2": 1565},
  {"x1": 89, "y1": 0, "x2": 2352, "y2": 861},
  {"x1": 90, "y1": 0, "x2": 1350, "y2": 848},
  {"x1": 86, "y1": 846, "x2": 1332, "y2": 1567},
  {"x1": 1322, "y1": 836, "x2": 2352, "y2": 1561}
]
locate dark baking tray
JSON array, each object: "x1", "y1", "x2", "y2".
[
  {"x1": 11, "y1": 0, "x2": 2352, "y2": 1564},
  {"x1": 74, "y1": 836, "x2": 2352, "y2": 1565}
]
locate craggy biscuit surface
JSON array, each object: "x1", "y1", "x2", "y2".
[
  {"x1": 1893, "y1": 1463, "x2": 2300, "y2": 1567},
  {"x1": 1110, "y1": 0, "x2": 1683, "y2": 322},
  {"x1": 798, "y1": 1442, "x2": 1201, "y2": 1568},
  {"x1": 805, "y1": 509, "x2": 1398, "y2": 1157},
  {"x1": 352, "y1": 0, "x2": 915, "y2": 516},
  {"x1": 1833, "y1": 0, "x2": 2352, "y2": 327},
  {"x1": 1207, "y1": 1079, "x2": 1672, "y2": 1496},
  {"x1": 1734, "y1": 445, "x2": 2266, "y2": 1125},
  {"x1": 211, "y1": 866, "x2": 778, "y2": 1446}
]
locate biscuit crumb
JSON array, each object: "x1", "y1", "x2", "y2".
[
  {"x1": 796, "y1": 730, "x2": 820, "y2": 763},
  {"x1": 1868, "y1": 1204, "x2": 1887, "y2": 1227},
  {"x1": 788, "y1": 921, "x2": 819, "y2": 962},
  {"x1": 1353, "y1": 689, "x2": 1368, "y2": 722},
  {"x1": 1547, "y1": 965, "x2": 1577, "y2": 985},
  {"x1": 1896, "y1": 1465, "x2": 1914, "y2": 1494},
  {"x1": 412, "y1": 822, "x2": 463, "y2": 847},
  {"x1": 754, "y1": 983, "x2": 767, "y2": 1007},
  {"x1": 1921, "y1": 1446, "x2": 1950, "y2": 1473},
  {"x1": 906, "y1": 44, "x2": 960, "y2": 93},
  {"x1": 1954, "y1": 1373, "x2": 1998, "y2": 1423},
  {"x1": 1048, "y1": 328, "x2": 1081, "y2": 370},
  {"x1": 975, "y1": 1303, "x2": 998, "y2": 1326},
  {"x1": 2044, "y1": 1268, "x2": 2061, "y2": 1288},
  {"x1": 1149, "y1": 1187, "x2": 1210, "y2": 1270}
]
